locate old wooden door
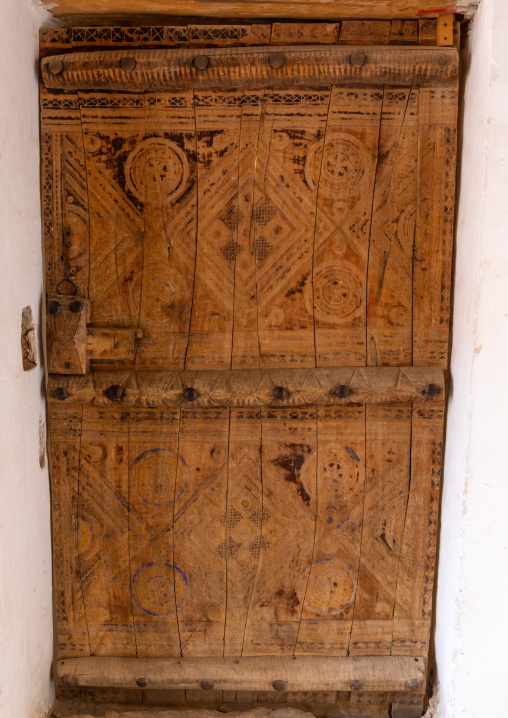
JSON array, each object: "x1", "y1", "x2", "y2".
[{"x1": 40, "y1": 20, "x2": 458, "y2": 717}]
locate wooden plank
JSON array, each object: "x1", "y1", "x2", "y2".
[
  {"x1": 231, "y1": 91, "x2": 264, "y2": 368},
  {"x1": 224, "y1": 408, "x2": 263, "y2": 656},
  {"x1": 136, "y1": 90, "x2": 197, "y2": 370},
  {"x1": 56, "y1": 654, "x2": 426, "y2": 692},
  {"x1": 39, "y1": 0, "x2": 478, "y2": 21},
  {"x1": 38, "y1": 20, "x2": 456, "y2": 54},
  {"x1": 185, "y1": 92, "x2": 242, "y2": 369},
  {"x1": 41, "y1": 90, "x2": 90, "y2": 297},
  {"x1": 41, "y1": 46, "x2": 459, "y2": 93},
  {"x1": 313, "y1": 86, "x2": 382, "y2": 366},
  {"x1": 47, "y1": 366, "x2": 446, "y2": 407},
  {"x1": 366, "y1": 88, "x2": 418, "y2": 367},
  {"x1": 242, "y1": 408, "x2": 317, "y2": 655},
  {"x1": 78, "y1": 406, "x2": 139, "y2": 655},
  {"x1": 394, "y1": 406, "x2": 444, "y2": 620},
  {"x1": 49, "y1": 406, "x2": 90, "y2": 657},
  {"x1": 295, "y1": 405, "x2": 365, "y2": 655},
  {"x1": 173, "y1": 408, "x2": 230, "y2": 656},
  {"x1": 127, "y1": 408, "x2": 182, "y2": 656},
  {"x1": 413, "y1": 86, "x2": 458, "y2": 367},
  {"x1": 87, "y1": 327, "x2": 140, "y2": 364},
  {"x1": 353, "y1": 405, "x2": 411, "y2": 621},
  {"x1": 254, "y1": 90, "x2": 328, "y2": 368},
  {"x1": 78, "y1": 92, "x2": 145, "y2": 331}
]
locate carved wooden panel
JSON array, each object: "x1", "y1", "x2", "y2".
[{"x1": 41, "y1": 22, "x2": 457, "y2": 713}]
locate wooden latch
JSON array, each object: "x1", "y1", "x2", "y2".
[{"x1": 47, "y1": 294, "x2": 141, "y2": 374}]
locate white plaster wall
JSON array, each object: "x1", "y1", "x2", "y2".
[
  {"x1": 435, "y1": 0, "x2": 508, "y2": 715},
  {"x1": 0, "y1": 1, "x2": 55, "y2": 717}
]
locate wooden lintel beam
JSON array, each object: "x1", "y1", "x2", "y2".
[
  {"x1": 47, "y1": 366, "x2": 445, "y2": 408},
  {"x1": 57, "y1": 655, "x2": 426, "y2": 693},
  {"x1": 41, "y1": 45, "x2": 458, "y2": 91}
]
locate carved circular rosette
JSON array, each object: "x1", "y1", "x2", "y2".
[{"x1": 125, "y1": 137, "x2": 189, "y2": 204}]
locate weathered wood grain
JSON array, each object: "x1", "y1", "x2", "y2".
[
  {"x1": 413, "y1": 86, "x2": 458, "y2": 367},
  {"x1": 57, "y1": 654, "x2": 426, "y2": 692},
  {"x1": 313, "y1": 86, "x2": 382, "y2": 366},
  {"x1": 41, "y1": 46, "x2": 459, "y2": 92},
  {"x1": 39, "y1": 0, "x2": 477, "y2": 21},
  {"x1": 47, "y1": 367, "x2": 445, "y2": 407},
  {"x1": 42, "y1": 21, "x2": 458, "y2": 696}
]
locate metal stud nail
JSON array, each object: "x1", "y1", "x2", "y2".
[
  {"x1": 272, "y1": 679, "x2": 287, "y2": 692},
  {"x1": 120, "y1": 57, "x2": 137, "y2": 72},
  {"x1": 350, "y1": 50, "x2": 366, "y2": 68},
  {"x1": 136, "y1": 677, "x2": 148, "y2": 688},
  {"x1": 349, "y1": 679, "x2": 363, "y2": 691},
  {"x1": 269, "y1": 53, "x2": 285, "y2": 69},
  {"x1": 201, "y1": 679, "x2": 214, "y2": 690},
  {"x1": 47, "y1": 299, "x2": 61, "y2": 315},
  {"x1": 61, "y1": 674, "x2": 76, "y2": 687},
  {"x1": 334, "y1": 384, "x2": 351, "y2": 399},
  {"x1": 183, "y1": 387, "x2": 198, "y2": 402},
  {"x1": 406, "y1": 678, "x2": 421, "y2": 691},
  {"x1": 193, "y1": 55, "x2": 210, "y2": 71},
  {"x1": 69, "y1": 300, "x2": 85, "y2": 313},
  {"x1": 424, "y1": 383, "x2": 440, "y2": 398},
  {"x1": 48, "y1": 58, "x2": 64, "y2": 75},
  {"x1": 272, "y1": 386, "x2": 290, "y2": 401},
  {"x1": 106, "y1": 384, "x2": 124, "y2": 402},
  {"x1": 54, "y1": 387, "x2": 68, "y2": 402}
]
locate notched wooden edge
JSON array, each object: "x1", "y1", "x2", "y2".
[
  {"x1": 41, "y1": 45, "x2": 459, "y2": 91},
  {"x1": 47, "y1": 366, "x2": 446, "y2": 408},
  {"x1": 57, "y1": 655, "x2": 427, "y2": 692}
]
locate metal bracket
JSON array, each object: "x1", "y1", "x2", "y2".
[{"x1": 437, "y1": 14, "x2": 455, "y2": 46}]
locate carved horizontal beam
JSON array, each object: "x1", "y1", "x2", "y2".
[
  {"x1": 47, "y1": 366, "x2": 445, "y2": 407},
  {"x1": 57, "y1": 655, "x2": 426, "y2": 693},
  {"x1": 41, "y1": 45, "x2": 458, "y2": 91}
]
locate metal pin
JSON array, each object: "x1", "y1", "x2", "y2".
[
  {"x1": 120, "y1": 57, "x2": 137, "y2": 72},
  {"x1": 349, "y1": 679, "x2": 363, "y2": 691},
  {"x1": 69, "y1": 300, "x2": 85, "y2": 313},
  {"x1": 201, "y1": 679, "x2": 214, "y2": 690},
  {"x1": 106, "y1": 385, "x2": 124, "y2": 402},
  {"x1": 269, "y1": 53, "x2": 285, "y2": 69},
  {"x1": 406, "y1": 678, "x2": 421, "y2": 691},
  {"x1": 47, "y1": 300, "x2": 61, "y2": 315},
  {"x1": 424, "y1": 383, "x2": 441, "y2": 398},
  {"x1": 54, "y1": 387, "x2": 68, "y2": 401},
  {"x1": 48, "y1": 58, "x2": 64, "y2": 75},
  {"x1": 350, "y1": 50, "x2": 366, "y2": 68},
  {"x1": 61, "y1": 674, "x2": 76, "y2": 687},
  {"x1": 334, "y1": 384, "x2": 351, "y2": 399},
  {"x1": 272, "y1": 386, "x2": 290, "y2": 401},
  {"x1": 183, "y1": 387, "x2": 199, "y2": 402},
  {"x1": 273, "y1": 679, "x2": 287, "y2": 691},
  {"x1": 193, "y1": 55, "x2": 210, "y2": 71},
  {"x1": 136, "y1": 677, "x2": 148, "y2": 688}
]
